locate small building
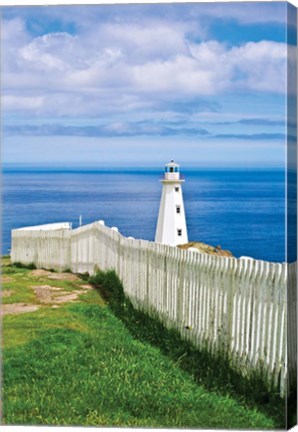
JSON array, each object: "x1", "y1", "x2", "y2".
[{"x1": 155, "y1": 160, "x2": 188, "y2": 246}]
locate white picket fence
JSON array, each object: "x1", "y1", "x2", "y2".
[{"x1": 11, "y1": 221, "x2": 296, "y2": 396}]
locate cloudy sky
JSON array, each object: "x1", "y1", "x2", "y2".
[{"x1": 2, "y1": 2, "x2": 296, "y2": 167}]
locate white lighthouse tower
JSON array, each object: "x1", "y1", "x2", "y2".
[{"x1": 155, "y1": 160, "x2": 188, "y2": 246}]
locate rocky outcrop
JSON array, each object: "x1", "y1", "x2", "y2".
[{"x1": 178, "y1": 241, "x2": 233, "y2": 257}]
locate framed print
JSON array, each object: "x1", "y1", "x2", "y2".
[{"x1": 2, "y1": 1, "x2": 297, "y2": 430}]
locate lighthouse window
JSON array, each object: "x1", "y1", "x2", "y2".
[
  {"x1": 176, "y1": 206, "x2": 181, "y2": 214},
  {"x1": 174, "y1": 167, "x2": 178, "y2": 172},
  {"x1": 177, "y1": 229, "x2": 182, "y2": 236},
  {"x1": 175, "y1": 187, "x2": 179, "y2": 192},
  {"x1": 170, "y1": 167, "x2": 174, "y2": 173}
]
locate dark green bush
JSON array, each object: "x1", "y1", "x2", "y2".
[{"x1": 12, "y1": 262, "x2": 36, "y2": 270}]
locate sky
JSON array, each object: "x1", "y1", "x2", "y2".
[{"x1": 1, "y1": 2, "x2": 297, "y2": 168}]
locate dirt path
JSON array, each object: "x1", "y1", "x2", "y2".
[
  {"x1": 2, "y1": 269, "x2": 94, "y2": 316},
  {"x1": 32, "y1": 284, "x2": 91, "y2": 304},
  {"x1": 31, "y1": 269, "x2": 80, "y2": 281},
  {"x1": 1, "y1": 303, "x2": 40, "y2": 316}
]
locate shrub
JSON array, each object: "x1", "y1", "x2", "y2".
[{"x1": 12, "y1": 262, "x2": 36, "y2": 270}]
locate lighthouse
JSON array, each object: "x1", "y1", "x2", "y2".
[{"x1": 155, "y1": 160, "x2": 188, "y2": 246}]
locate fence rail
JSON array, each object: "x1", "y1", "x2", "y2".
[{"x1": 11, "y1": 221, "x2": 296, "y2": 396}]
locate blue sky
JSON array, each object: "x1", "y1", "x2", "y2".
[{"x1": 2, "y1": 2, "x2": 296, "y2": 167}]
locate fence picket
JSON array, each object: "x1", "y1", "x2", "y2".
[{"x1": 11, "y1": 222, "x2": 290, "y2": 395}]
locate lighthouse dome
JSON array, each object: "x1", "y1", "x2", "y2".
[
  {"x1": 165, "y1": 160, "x2": 179, "y2": 167},
  {"x1": 164, "y1": 160, "x2": 180, "y2": 180}
]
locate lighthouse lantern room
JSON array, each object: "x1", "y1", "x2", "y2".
[{"x1": 155, "y1": 160, "x2": 188, "y2": 246}]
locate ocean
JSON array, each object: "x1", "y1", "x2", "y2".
[{"x1": 2, "y1": 167, "x2": 286, "y2": 262}]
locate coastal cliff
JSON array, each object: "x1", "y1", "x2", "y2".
[{"x1": 178, "y1": 242, "x2": 233, "y2": 257}]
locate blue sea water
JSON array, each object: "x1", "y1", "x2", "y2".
[{"x1": 2, "y1": 167, "x2": 286, "y2": 262}]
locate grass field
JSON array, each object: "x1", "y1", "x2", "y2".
[{"x1": 2, "y1": 257, "x2": 283, "y2": 428}]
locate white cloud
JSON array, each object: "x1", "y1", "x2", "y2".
[
  {"x1": 19, "y1": 33, "x2": 77, "y2": 71},
  {"x1": 131, "y1": 40, "x2": 286, "y2": 95},
  {"x1": 231, "y1": 41, "x2": 287, "y2": 93},
  {"x1": 1, "y1": 17, "x2": 288, "y2": 118},
  {"x1": 1, "y1": 17, "x2": 30, "y2": 74},
  {"x1": 2, "y1": 95, "x2": 44, "y2": 111}
]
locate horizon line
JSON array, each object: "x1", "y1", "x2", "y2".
[{"x1": 2, "y1": 162, "x2": 286, "y2": 171}]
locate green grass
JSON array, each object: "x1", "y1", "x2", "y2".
[
  {"x1": 2, "y1": 259, "x2": 37, "y2": 304},
  {"x1": 2, "y1": 257, "x2": 94, "y2": 306},
  {"x1": 88, "y1": 269, "x2": 287, "y2": 428},
  {"x1": 2, "y1": 260, "x2": 283, "y2": 428}
]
